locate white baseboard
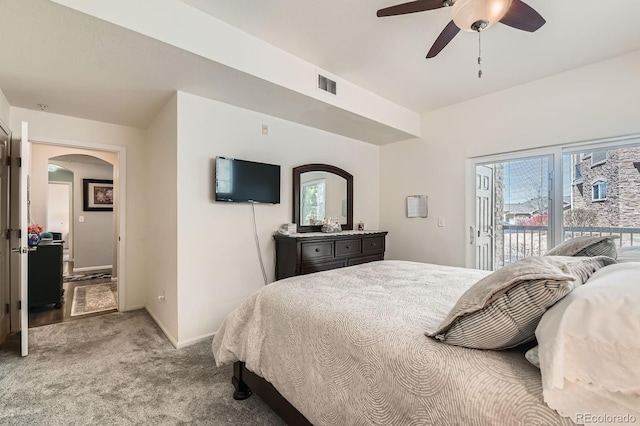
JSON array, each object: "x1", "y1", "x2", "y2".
[
  {"x1": 144, "y1": 307, "x2": 179, "y2": 348},
  {"x1": 175, "y1": 332, "x2": 216, "y2": 349},
  {"x1": 73, "y1": 265, "x2": 112, "y2": 273},
  {"x1": 122, "y1": 304, "x2": 145, "y2": 311}
]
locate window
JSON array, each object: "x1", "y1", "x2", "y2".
[
  {"x1": 216, "y1": 158, "x2": 232, "y2": 193},
  {"x1": 301, "y1": 179, "x2": 325, "y2": 225},
  {"x1": 592, "y1": 180, "x2": 606, "y2": 201},
  {"x1": 468, "y1": 137, "x2": 640, "y2": 270}
]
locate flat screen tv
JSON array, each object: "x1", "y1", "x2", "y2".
[{"x1": 215, "y1": 157, "x2": 281, "y2": 204}]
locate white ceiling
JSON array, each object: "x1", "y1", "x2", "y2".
[
  {"x1": 182, "y1": 0, "x2": 640, "y2": 113},
  {"x1": 1, "y1": 0, "x2": 640, "y2": 143}
]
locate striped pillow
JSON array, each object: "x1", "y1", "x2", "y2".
[
  {"x1": 546, "y1": 236, "x2": 617, "y2": 258},
  {"x1": 427, "y1": 256, "x2": 616, "y2": 350}
]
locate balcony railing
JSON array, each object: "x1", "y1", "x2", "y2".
[{"x1": 501, "y1": 225, "x2": 640, "y2": 265}]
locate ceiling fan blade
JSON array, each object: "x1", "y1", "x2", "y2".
[
  {"x1": 377, "y1": 0, "x2": 446, "y2": 17},
  {"x1": 426, "y1": 20, "x2": 460, "y2": 58},
  {"x1": 500, "y1": 0, "x2": 546, "y2": 32}
]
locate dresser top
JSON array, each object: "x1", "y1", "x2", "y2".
[{"x1": 277, "y1": 230, "x2": 387, "y2": 238}]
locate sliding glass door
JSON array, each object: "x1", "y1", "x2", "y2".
[
  {"x1": 470, "y1": 137, "x2": 640, "y2": 270},
  {"x1": 474, "y1": 156, "x2": 553, "y2": 270}
]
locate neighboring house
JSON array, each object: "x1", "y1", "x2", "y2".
[
  {"x1": 571, "y1": 147, "x2": 640, "y2": 227},
  {"x1": 503, "y1": 200, "x2": 545, "y2": 224},
  {"x1": 503, "y1": 197, "x2": 571, "y2": 225}
]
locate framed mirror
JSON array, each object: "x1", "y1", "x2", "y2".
[{"x1": 293, "y1": 164, "x2": 353, "y2": 233}]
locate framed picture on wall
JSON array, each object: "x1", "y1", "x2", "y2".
[{"x1": 83, "y1": 178, "x2": 114, "y2": 211}]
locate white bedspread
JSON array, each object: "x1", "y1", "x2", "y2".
[{"x1": 212, "y1": 260, "x2": 574, "y2": 425}]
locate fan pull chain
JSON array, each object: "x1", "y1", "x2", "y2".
[{"x1": 477, "y1": 31, "x2": 482, "y2": 79}]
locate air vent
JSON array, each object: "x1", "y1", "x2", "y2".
[{"x1": 317, "y1": 74, "x2": 337, "y2": 95}]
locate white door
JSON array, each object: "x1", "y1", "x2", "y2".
[
  {"x1": 475, "y1": 165, "x2": 494, "y2": 271},
  {"x1": 19, "y1": 122, "x2": 29, "y2": 355},
  {"x1": 9, "y1": 122, "x2": 29, "y2": 356}
]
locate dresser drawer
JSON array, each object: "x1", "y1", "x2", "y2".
[
  {"x1": 274, "y1": 232, "x2": 387, "y2": 280},
  {"x1": 362, "y1": 237, "x2": 384, "y2": 253},
  {"x1": 348, "y1": 254, "x2": 384, "y2": 266},
  {"x1": 300, "y1": 259, "x2": 347, "y2": 275},
  {"x1": 335, "y1": 239, "x2": 361, "y2": 256},
  {"x1": 301, "y1": 242, "x2": 334, "y2": 261}
]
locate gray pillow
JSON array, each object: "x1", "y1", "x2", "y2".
[
  {"x1": 546, "y1": 236, "x2": 617, "y2": 259},
  {"x1": 427, "y1": 256, "x2": 616, "y2": 350}
]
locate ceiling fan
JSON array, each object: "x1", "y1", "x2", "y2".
[{"x1": 377, "y1": 0, "x2": 545, "y2": 75}]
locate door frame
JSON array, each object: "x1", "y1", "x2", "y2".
[
  {"x1": 0, "y1": 120, "x2": 10, "y2": 344},
  {"x1": 25, "y1": 136, "x2": 127, "y2": 311}
]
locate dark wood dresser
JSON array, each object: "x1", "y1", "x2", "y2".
[
  {"x1": 274, "y1": 231, "x2": 388, "y2": 280},
  {"x1": 28, "y1": 243, "x2": 64, "y2": 308}
]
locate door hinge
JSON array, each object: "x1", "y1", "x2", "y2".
[
  {"x1": 17, "y1": 157, "x2": 21, "y2": 167},
  {"x1": 5, "y1": 229, "x2": 20, "y2": 239},
  {"x1": 5, "y1": 303, "x2": 9, "y2": 314},
  {"x1": 18, "y1": 300, "x2": 21, "y2": 310},
  {"x1": 5, "y1": 155, "x2": 10, "y2": 166}
]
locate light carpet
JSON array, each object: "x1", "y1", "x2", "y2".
[
  {"x1": 0, "y1": 310, "x2": 283, "y2": 425},
  {"x1": 70, "y1": 283, "x2": 117, "y2": 317}
]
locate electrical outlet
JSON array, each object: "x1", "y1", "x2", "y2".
[
  {"x1": 157, "y1": 290, "x2": 166, "y2": 304},
  {"x1": 438, "y1": 217, "x2": 446, "y2": 227},
  {"x1": 261, "y1": 124, "x2": 269, "y2": 136},
  {"x1": 78, "y1": 216, "x2": 84, "y2": 223}
]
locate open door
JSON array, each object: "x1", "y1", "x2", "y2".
[
  {"x1": 475, "y1": 165, "x2": 494, "y2": 271},
  {"x1": 9, "y1": 121, "x2": 29, "y2": 356}
]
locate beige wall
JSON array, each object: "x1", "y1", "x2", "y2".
[
  {"x1": 10, "y1": 107, "x2": 147, "y2": 310},
  {"x1": 175, "y1": 92, "x2": 380, "y2": 346},
  {"x1": 144, "y1": 94, "x2": 178, "y2": 343},
  {"x1": 380, "y1": 50, "x2": 640, "y2": 267}
]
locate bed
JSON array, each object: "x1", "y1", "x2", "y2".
[{"x1": 212, "y1": 260, "x2": 579, "y2": 425}]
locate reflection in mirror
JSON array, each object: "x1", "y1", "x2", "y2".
[
  {"x1": 300, "y1": 172, "x2": 347, "y2": 226},
  {"x1": 293, "y1": 164, "x2": 353, "y2": 232}
]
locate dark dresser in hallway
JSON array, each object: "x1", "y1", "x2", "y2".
[{"x1": 28, "y1": 243, "x2": 63, "y2": 308}]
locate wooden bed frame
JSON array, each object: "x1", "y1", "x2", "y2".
[{"x1": 232, "y1": 361, "x2": 312, "y2": 425}]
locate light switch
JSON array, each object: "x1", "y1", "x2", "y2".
[
  {"x1": 438, "y1": 217, "x2": 445, "y2": 227},
  {"x1": 78, "y1": 216, "x2": 85, "y2": 223}
]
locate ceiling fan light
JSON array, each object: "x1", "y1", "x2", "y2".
[{"x1": 452, "y1": 0, "x2": 513, "y2": 32}]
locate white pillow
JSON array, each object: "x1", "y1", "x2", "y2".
[
  {"x1": 536, "y1": 262, "x2": 640, "y2": 421},
  {"x1": 617, "y1": 246, "x2": 640, "y2": 263}
]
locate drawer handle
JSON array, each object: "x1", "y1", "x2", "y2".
[
  {"x1": 345, "y1": 245, "x2": 350, "y2": 249},
  {"x1": 315, "y1": 248, "x2": 320, "y2": 252},
  {"x1": 370, "y1": 242, "x2": 376, "y2": 247}
]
